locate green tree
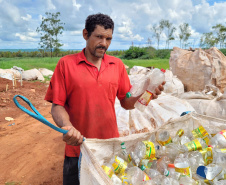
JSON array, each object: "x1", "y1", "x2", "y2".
[
  {"x1": 151, "y1": 20, "x2": 165, "y2": 50},
  {"x1": 161, "y1": 20, "x2": 176, "y2": 49},
  {"x1": 212, "y1": 24, "x2": 226, "y2": 48},
  {"x1": 200, "y1": 32, "x2": 217, "y2": 48},
  {"x1": 36, "y1": 12, "x2": 65, "y2": 57},
  {"x1": 178, "y1": 23, "x2": 191, "y2": 49}
]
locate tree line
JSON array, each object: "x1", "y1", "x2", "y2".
[{"x1": 150, "y1": 19, "x2": 226, "y2": 50}]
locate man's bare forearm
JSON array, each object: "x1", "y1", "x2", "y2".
[
  {"x1": 51, "y1": 103, "x2": 72, "y2": 128},
  {"x1": 120, "y1": 96, "x2": 141, "y2": 110}
]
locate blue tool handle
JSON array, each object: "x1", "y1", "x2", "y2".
[{"x1": 13, "y1": 95, "x2": 68, "y2": 134}]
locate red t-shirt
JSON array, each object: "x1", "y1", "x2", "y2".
[{"x1": 45, "y1": 49, "x2": 131, "y2": 157}]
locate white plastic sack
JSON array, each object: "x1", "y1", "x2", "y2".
[
  {"x1": 177, "y1": 86, "x2": 226, "y2": 120},
  {"x1": 163, "y1": 69, "x2": 184, "y2": 95},
  {"x1": 116, "y1": 93, "x2": 195, "y2": 136},
  {"x1": 0, "y1": 68, "x2": 22, "y2": 79},
  {"x1": 80, "y1": 112, "x2": 226, "y2": 185},
  {"x1": 22, "y1": 68, "x2": 45, "y2": 81},
  {"x1": 129, "y1": 66, "x2": 150, "y2": 75},
  {"x1": 39, "y1": 68, "x2": 53, "y2": 77},
  {"x1": 169, "y1": 47, "x2": 226, "y2": 93}
]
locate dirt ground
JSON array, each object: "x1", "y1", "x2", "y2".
[{"x1": 0, "y1": 78, "x2": 64, "y2": 185}]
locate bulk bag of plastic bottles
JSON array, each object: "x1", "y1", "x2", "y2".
[{"x1": 80, "y1": 112, "x2": 226, "y2": 185}]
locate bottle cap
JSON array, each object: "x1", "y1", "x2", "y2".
[
  {"x1": 126, "y1": 92, "x2": 131, "y2": 98},
  {"x1": 168, "y1": 163, "x2": 175, "y2": 168},
  {"x1": 140, "y1": 165, "x2": 146, "y2": 171},
  {"x1": 121, "y1": 142, "x2": 125, "y2": 145},
  {"x1": 161, "y1": 69, "x2": 166, "y2": 73},
  {"x1": 164, "y1": 169, "x2": 170, "y2": 176}
]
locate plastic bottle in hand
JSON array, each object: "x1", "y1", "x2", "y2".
[
  {"x1": 209, "y1": 129, "x2": 226, "y2": 148},
  {"x1": 134, "y1": 68, "x2": 165, "y2": 111}
]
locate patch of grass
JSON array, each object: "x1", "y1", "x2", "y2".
[
  {"x1": 122, "y1": 58, "x2": 170, "y2": 70},
  {"x1": 0, "y1": 57, "x2": 60, "y2": 71},
  {"x1": 0, "y1": 57, "x2": 170, "y2": 71}
]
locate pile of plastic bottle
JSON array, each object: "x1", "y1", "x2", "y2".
[{"x1": 101, "y1": 125, "x2": 226, "y2": 185}]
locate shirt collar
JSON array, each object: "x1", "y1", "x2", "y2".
[{"x1": 76, "y1": 48, "x2": 116, "y2": 65}]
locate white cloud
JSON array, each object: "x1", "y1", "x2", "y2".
[
  {"x1": 21, "y1": 14, "x2": 32, "y2": 21},
  {"x1": 15, "y1": 33, "x2": 36, "y2": 41},
  {"x1": 46, "y1": 0, "x2": 56, "y2": 10},
  {"x1": 72, "y1": 0, "x2": 81, "y2": 10},
  {"x1": 118, "y1": 18, "x2": 144, "y2": 41},
  {"x1": 70, "y1": 30, "x2": 82, "y2": 35}
]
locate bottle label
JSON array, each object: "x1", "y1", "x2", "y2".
[
  {"x1": 220, "y1": 149, "x2": 226, "y2": 153},
  {"x1": 219, "y1": 130, "x2": 226, "y2": 139},
  {"x1": 142, "y1": 141, "x2": 156, "y2": 159},
  {"x1": 112, "y1": 156, "x2": 127, "y2": 175},
  {"x1": 137, "y1": 90, "x2": 153, "y2": 106},
  {"x1": 184, "y1": 138, "x2": 202, "y2": 151},
  {"x1": 199, "y1": 147, "x2": 213, "y2": 165},
  {"x1": 140, "y1": 159, "x2": 153, "y2": 168},
  {"x1": 175, "y1": 166, "x2": 191, "y2": 177},
  {"x1": 101, "y1": 165, "x2": 114, "y2": 178},
  {"x1": 192, "y1": 126, "x2": 210, "y2": 145},
  {"x1": 143, "y1": 173, "x2": 150, "y2": 181},
  {"x1": 157, "y1": 137, "x2": 172, "y2": 146},
  {"x1": 176, "y1": 129, "x2": 184, "y2": 137}
]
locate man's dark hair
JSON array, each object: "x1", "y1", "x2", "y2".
[{"x1": 85, "y1": 13, "x2": 114, "y2": 37}]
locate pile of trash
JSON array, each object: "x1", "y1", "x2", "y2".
[
  {"x1": 116, "y1": 47, "x2": 226, "y2": 136},
  {"x1": 80, "y1": 112, "x2": 226, "y2": 185}
]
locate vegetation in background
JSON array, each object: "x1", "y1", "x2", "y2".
[{"x1": 36, "y1": 12, "x2": 65, "y2": 58}]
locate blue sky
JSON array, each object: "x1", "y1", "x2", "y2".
[{"x1": 0, "y1": 0, "x2": 226, "y2": 50}]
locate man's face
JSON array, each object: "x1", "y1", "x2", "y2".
[{"x1": 85, "y1": 25, "x2": 113, "y2": 58}]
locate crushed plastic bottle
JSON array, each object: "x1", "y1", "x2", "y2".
[
  {"x1": 187, "y1": 151, "x2": 205, "y2": 175},
  {"x1": 174, "y1": 154, "x2": 192, "y2": 178},
  {"x1": 140, "y1": 165, "x2": 161, "y2": 179},
  {"x1": 172, "y1": 129, "x2": 184, "y2": 144},
  {"x1": 118, "y1": 142, "x2": 132, "y2": 164},
  {"x1": 156, "y1": 156, "x2": 171, "y2": 176},
  {"x1": 134, "y1": 68, "x2": 165, "y2": 111},
  {"x1": 156, "y1": 129, "x2": 172, "y2": 146},
  {"x1": 131, "y1": 141, "x2": 156, "y2": 166},
  {"x1": 122, "y1": 166, "x2": 149, "y2": 184},
  {"x1": 181, "y1": 138, "x2": 207, "y2": 152},
  {"x1": 209, "y1": 130, "x2": 226, "y2": 148}
]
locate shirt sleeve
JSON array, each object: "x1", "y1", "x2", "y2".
[
  {"x1": 117, "y1": 61, "x2": 132, "y2": 100},
  {"x1": 44, "y1": 59, "x2": 67, "y2": 106}
]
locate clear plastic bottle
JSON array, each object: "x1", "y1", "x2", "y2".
[
  {"x1": 181, "y1": 138, "x2": 207, "y2": 152},
  {"x1": 179, "y1": 176, "x2": 197, "y2": 185},
  {"x1": 187, "y1": 151, "x2": 205, "y2": 175},
  {"x1": 167, "y1": 163, "x2": 181, "y2": 181},
  {"x1": 172, "y1": 129, "x2": 184, "y2": 144},
  {"x1": 102, "y1": 164, "x2": 122, "y2": 185},
  {"x1": 122, "y1": 166, "x2": 148, "y2": 184},
  {"x1": 134, "y1": 68, "x2": 165, "y2": 111},
  {"x1": 131, "y1": 141, "x2": 157, "y2": 166},
  {"x1": 156, "y1": 129, "x2": 172, "y2": 146},
  {"x1": 118, "y1": 142, "x2": 132, "y2": 164},
  {"x1": 174, "y1": 154, "x2": 192, "y2": 178},
  {"x1": 156, "y1": 156, "x2": 171, "y2": 176},
  {"x1": 209, "y1": 129, "x2": 226, "y2": 148},
  {"x1": 140, "y1": 165, "x2": 161, "y2": 179}
]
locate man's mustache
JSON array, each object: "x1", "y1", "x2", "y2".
[{"x1": 96, "y1": 46, "x2": 107, "y2": 51}]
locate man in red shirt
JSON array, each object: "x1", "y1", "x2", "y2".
[{"x1": 45, "y1": 13, "x2": 164, "y2": 185}]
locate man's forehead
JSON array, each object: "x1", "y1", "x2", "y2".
[{"x1": 94, "y1": 25, "x2": 113, "y2": 33}]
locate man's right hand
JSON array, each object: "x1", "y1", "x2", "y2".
[{"x1": 61, "y1": 126, "x2": 83, "y2": 146}]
